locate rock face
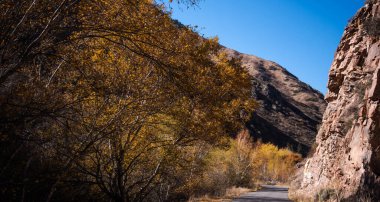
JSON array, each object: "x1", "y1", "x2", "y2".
[
  {"x1": 225, "y1": 49, "x2": 327, "y2": 155},
  {"x1": 290, "y1": 1, "x2": 380, "y2": 201}
]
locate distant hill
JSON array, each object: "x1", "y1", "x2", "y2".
[{"x1": 225, "y1": 48, "x2": 327, "y2": 155}]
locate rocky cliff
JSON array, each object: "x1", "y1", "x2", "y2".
[
  {"x1": 290, "y1": 1, "x2": 380, "y2": 201},
  {"x1": 226, "y1": 49, "x2": 327, "y2": 155}
]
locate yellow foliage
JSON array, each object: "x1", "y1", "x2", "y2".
[
  {"x1": 252, "y1": 142, "x2": 302, "y2": 183},
  {"x1": 0, "y1": 0, "x2": 254, "y2": 201},
  {"x1": 190, "y1": 130, "x2": 302, "y2": 198}
]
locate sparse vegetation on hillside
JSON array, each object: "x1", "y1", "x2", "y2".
[
  {"x1": 364, "y1": 0, "x2": 380, "y2": 37},
  {"x1": 366, "y1": 0, "x2": 379, "y2": 5},
  {"x1": 364, "y1": 17, "x2": 380, "y2": 37}
]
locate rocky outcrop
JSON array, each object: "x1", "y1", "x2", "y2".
[
  {"x1": 226, "y1": 49, "x2": 327, "y2": 155},
  {"x1": 290, "y1": 1, "x2": 380, "y2": 201}
]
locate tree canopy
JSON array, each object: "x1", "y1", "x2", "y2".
[{"x1": 0, "y1": 0, "x2": 254, "y2": 201}]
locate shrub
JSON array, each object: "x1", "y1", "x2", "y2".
[
  {"x1": 252, "y1": 142, "x2": 302, "y2": 183},
  {"x1": 366, "y1": 0, "x2": 379, "y2": 4},
  {"x1": 188, "y1": 131, "x2": 302, "y2": 199},
  {"x1": 364, "y1": 17, "x2": 380, "y2": 37},
  {"x1": 315, "y1": 189, "x2": 336, "y2": 202},
  {"x1": 198, "y1": 130, "x2": 255, "y2": 196}
]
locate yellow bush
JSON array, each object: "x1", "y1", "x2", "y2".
[
  {"x1": 252, "y1": 142, "x2": 302, "y2": 183},
  {"x1": 190, "y1": 130, "x2": 302, "y2": 198}
]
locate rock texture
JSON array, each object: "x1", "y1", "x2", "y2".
[
  {"x1": 226, "y1": 49, "x2": 327, "y2": 155},
  {"x1": 290, "y1": 1, "x2": 380, "y2": 201}
]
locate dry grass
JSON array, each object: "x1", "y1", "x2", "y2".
[
  {"x1": 225, "y1": 186, "x2": 254, "y2": 198},
  {"x1": 291, "y1": 197, "x2": 313, "y2": 202},
  {"x1": 189, "y1": 186, "x2": 254, "y2": 202},
  {"x1": 290, "y1": 190, "x2": 375, "y2": 202},
  {"x1": 188, "y1": 196, "x2": 232, "y2": 202}
]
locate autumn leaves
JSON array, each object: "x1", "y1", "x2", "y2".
[{"x1": 0, "y1": 0, "x2": 254, "y2": 201}]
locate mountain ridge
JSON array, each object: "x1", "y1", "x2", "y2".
[{"x1": 225, "y1": 48, "x2": 327, "y2": 155}]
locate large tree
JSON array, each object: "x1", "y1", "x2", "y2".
[{"x1": 0, "y1": 0, "x2": 254, "y2": 201}]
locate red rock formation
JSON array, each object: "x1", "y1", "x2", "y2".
[{"x1": 290, "y1": 1, "x2": 380, "y2": 201}]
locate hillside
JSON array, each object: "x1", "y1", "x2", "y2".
[{"x1": 226, "y1": 49, "x2": 327, "y2": 155}]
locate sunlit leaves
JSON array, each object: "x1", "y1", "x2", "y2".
[{"x1": 192, "y1": 131, "x2": 302, "y2": 197}]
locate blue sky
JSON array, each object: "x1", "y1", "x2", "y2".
[{"x1": 165, "y1": 0, "x2": 365, "y2": 94}]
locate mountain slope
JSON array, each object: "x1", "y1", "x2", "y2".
[{"x1": 226, "y1": 49, "x2": 327, "y2": 155}]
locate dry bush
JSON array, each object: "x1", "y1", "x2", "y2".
[
  {"x1": 189, "y1": 130, "x2": 302, "y2": 199},
  {"x1": 252, "y1": 142, "x2": 302, "y2": 183},
  {"x1": 194, "y1": 130, "x2": 255, "y2": 197},
  {"x1": 289, "y1": 193, "x2": 314, "y2": 202}
]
